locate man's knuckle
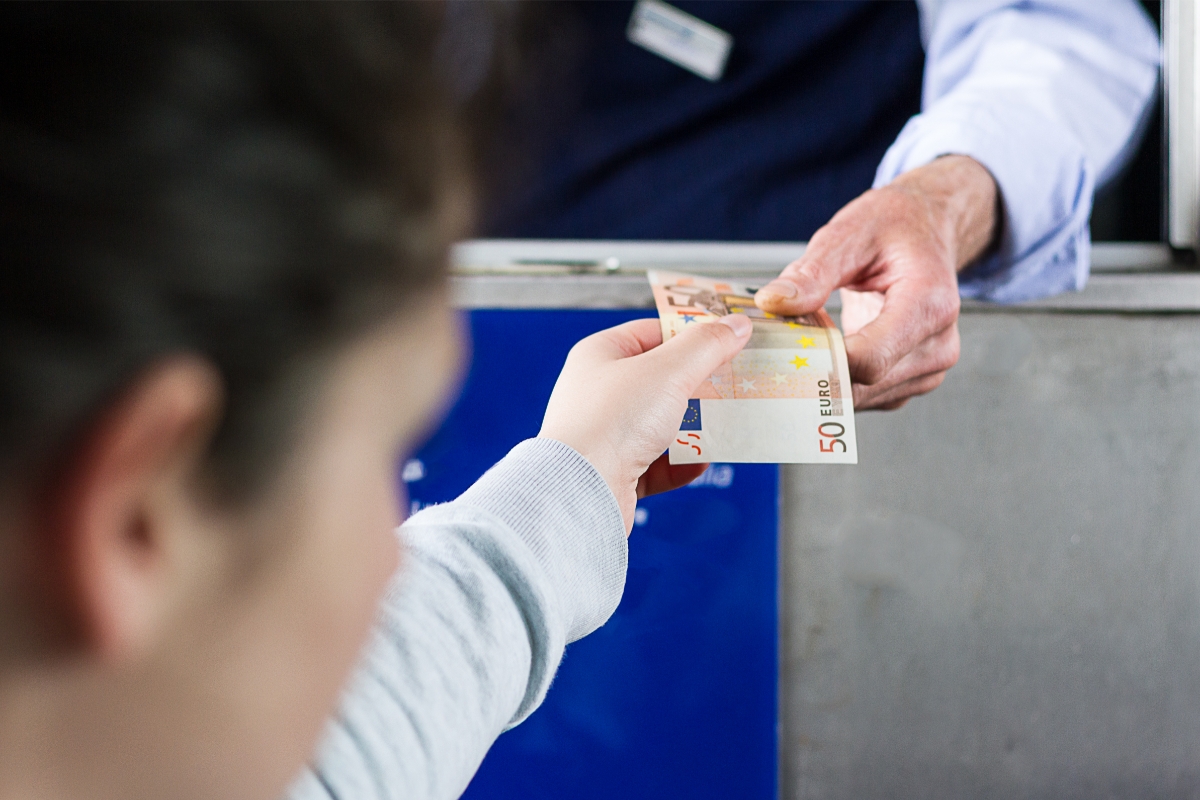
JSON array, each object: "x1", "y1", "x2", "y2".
[
  {"x1": 908, "y1": 374, "x2": 944, "y2": 398},
  {"x1": 933, "y1": 347, "x2": 959, "y2": 373},
  {"x1": 857, "y1": 350, "x2": 891, "y2": 385},
  {"x1": 780, "y1": 255, "x2": 809, "y2": 278},
  {"x1": 927, "y1": 327, "x2": 961, "y2": 372},
  {"x1": 932, "y1": 286, "x2": 961, "y2": 320}
]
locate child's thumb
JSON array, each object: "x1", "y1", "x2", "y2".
[{"x1": 652, "y1": 314, "x2": 751, "y2": 393}]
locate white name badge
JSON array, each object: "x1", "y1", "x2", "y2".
[{"x1": 627, "y1": 0, "x2": 733, "y2": 82}]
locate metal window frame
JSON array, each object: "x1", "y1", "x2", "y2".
[
  {"x1": 1166, "y1": 0, "x2": 1200, "y2": 249},
  {"x1": 451, "y1": 240, "x2": 1200, "y2": 311}
]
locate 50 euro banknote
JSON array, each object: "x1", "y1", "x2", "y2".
[{"x1": 648, "y1": 270, "x2": 857, "y2": 465}]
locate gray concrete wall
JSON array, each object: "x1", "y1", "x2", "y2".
[{"x1": 782, "y1": 312, "x2": 1200, "y2": 799}]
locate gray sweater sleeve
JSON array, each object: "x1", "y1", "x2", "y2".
[{"x1": 285, "y1": 437, "x2": 628, "y2": 800}]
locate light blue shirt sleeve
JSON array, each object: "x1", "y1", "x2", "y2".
[
  {"x1": 285, "y1": 439, "x2": 627, "y2": 800},
  {"x1": 881, "y1": 0, "x2": 1161, "y2": 303}
]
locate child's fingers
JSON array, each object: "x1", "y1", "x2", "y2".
[
  {"x1": 647, "y1": 314, "x2": 752, "y2": 392},
  {"x1": 636, "y1": 454, "x2": 707, "y2": 499},
  {"x1": 569, "y1": 318, "x2": 665, "y2": 362}
]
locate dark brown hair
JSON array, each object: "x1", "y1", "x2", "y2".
[{"x1": 0, "y1": 2, "x2": 479, "y2": 498}]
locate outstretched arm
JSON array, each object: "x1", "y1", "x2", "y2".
[
  {"x1": 757, "y1": 0, "x2": 1160, "y2": 410},
  {"x1": 288, "y1": 316, "x2": 751, "y2": 800},
  {"x1": 896, "y1": 0, "x2": 1161, "y2": 302}
]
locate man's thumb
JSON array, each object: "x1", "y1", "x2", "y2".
[{"x1": 755, "y1": 255, "x2": 840, "y2": 316}]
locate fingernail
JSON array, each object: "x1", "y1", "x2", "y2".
[
  {"x1": 718, "y1": 313, "x2": 752, "y2": 337},
  {"x1": 758, "y1": 280, "x2": 798, "y2": 299}
]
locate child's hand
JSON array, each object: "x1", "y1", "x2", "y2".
[{"x1": 540, "y1": 315, "x2": 752, "y2": 532}]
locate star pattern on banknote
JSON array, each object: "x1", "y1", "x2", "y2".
[{"x1": 648, "y1": 269, "x2": 857, "y2": 464}]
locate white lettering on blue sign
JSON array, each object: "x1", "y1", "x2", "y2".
[
  {"x1": 401, "y1": 459, "x2": 426, "y2": 483},
  {"x1": 688, "y1": 464, "x2": 735, "y2": 489}
]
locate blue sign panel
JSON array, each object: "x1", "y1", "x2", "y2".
[{"x1": 404, "y1": 310, "x2": 778, "y2": 800}]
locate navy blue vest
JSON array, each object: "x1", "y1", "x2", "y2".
[{"x1": 480, "y1": 1, "x2": 923, "y2": 241}]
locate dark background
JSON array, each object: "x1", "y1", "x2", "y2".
[{"x1": 1090, "y1": 0, "x2": 1163, "y2": 242}]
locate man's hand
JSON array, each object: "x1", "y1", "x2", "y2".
[
  {"x1": 540, "y1": 315, "x2": 752, "y2": 532},
  {"x1": 755, "y1": 155, "x2": 999, "y2": 410}
]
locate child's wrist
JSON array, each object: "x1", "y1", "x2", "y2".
[{"x1": 536, "y1": 431, "x2": 633, "y2": 532}]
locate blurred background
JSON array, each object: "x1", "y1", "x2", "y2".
[{"x1": 428, "y1": 1, "x2": 1200, "y2": 798}]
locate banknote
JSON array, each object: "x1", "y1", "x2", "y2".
[{"x1": 648, "y1": 270, "x2": 857, "y2": 464}]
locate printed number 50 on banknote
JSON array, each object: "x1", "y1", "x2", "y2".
[{"x1": 648, "y1": 270, "x2": 858, "y2": 465}]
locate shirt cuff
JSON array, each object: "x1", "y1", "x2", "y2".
[{"x1": 874, "y1": 101, "x2": 1093, "y2": 303}]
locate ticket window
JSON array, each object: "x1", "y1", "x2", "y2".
[
  {"x1": 1165, "y1": 0, "x2": 1200, "y2": 253},
  {"x1": 417, "y1": 5, "x2": 1192, "y2": 799}
]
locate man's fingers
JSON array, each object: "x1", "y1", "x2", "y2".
[
  {"x1": 755, "y1": 253, "x2": 846, "y2": 317},
  {"x1": 755, "y1": 204, "x2": 877, "y2": 316},
  {"x1": 855, "y1": 370, "x2": 946, "y2": 410},
  {"x1": 649, "y1": 314, "x2": 752, "y2": 394},
  {"x1": 636, "y1": 454, "x2": 707, "y2": 499},
  {"x1": 844, "y1": 280, "x2": 959, "y2": 386},
  {"x1": 855, "y1": 323, "x2": 959, "y2": 394},
  {"x1": 850, "y1": 324, "x2": 957, "y2": 408},
  {"x1": 859, "y1": 373, "x2": 944, "y2": 409}
]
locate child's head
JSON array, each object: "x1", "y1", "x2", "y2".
[{"x1": 0, "y1": 5, "x2": 467, "y2": 797}]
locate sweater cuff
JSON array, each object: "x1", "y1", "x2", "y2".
[{"x1": 453, "y1": 437, "x2": 628, "y2": 643}]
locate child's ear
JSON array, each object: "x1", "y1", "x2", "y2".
[{"x1": 36, "y1": 358, "x2": 224, "y2": 663}]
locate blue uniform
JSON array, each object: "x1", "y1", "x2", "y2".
[
  {"x1": 483, "y1": 2, "x2": 923, "y2": 243},
  {"x1": 481, "y1": 0, "x2": 1161, "y2": 303}
]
